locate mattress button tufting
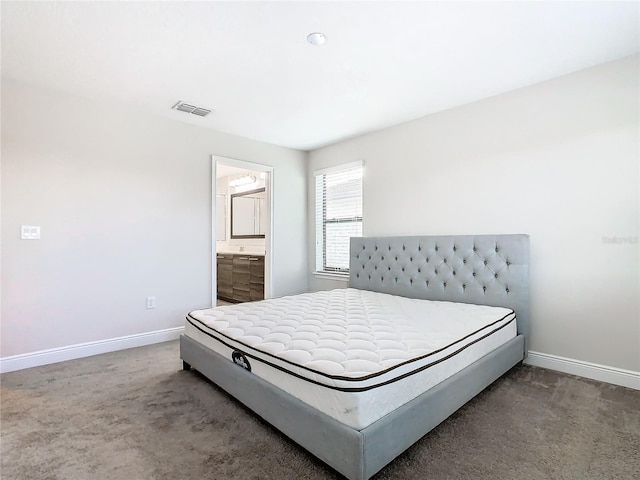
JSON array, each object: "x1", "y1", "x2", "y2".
[
  {"x1": 494, "y1": 273, "x2": 498, "y2": 278},
  {"x1": 453, "y1": 271, "x2": 456, "y2": 275},
  {"x1": 484, "y1": 260, "x2": 488, "y2": 265},
  {"x1": 473, "y1": 272, "x2": 476, "y2": 277},
  {"x1": 443, "y1": 258, "x2": 447, "y2": 263}
]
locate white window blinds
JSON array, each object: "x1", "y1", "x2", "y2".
[{"x1": 315, "y1": 162, "x2": 363, "y2": 275}]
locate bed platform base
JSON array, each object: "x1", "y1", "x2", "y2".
[{"x1": 180, "y1": 333, "x2": 525, "y2": 480}]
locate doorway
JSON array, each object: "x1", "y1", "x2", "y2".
[{"x1": 211, "y1": 155, "x2": 273, "y2": 305}]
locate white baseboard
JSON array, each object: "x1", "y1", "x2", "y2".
[
  {"x1": 3, "y1": 334, "x2": 638, "y2": 391},
  {"x1": 0, "y1": 326, "x2": 185, "y2": 374},
  {"x1": 525, "y1": 351, "x2": 640, "y2": 390}
]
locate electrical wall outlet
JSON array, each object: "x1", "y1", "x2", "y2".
[{"x1": 146, "y1": 296, "x2": 156, "y2": 309}]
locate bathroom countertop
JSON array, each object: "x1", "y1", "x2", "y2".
[{"x1": 216, "y1": 251, "x2": 265, "y2": 256}]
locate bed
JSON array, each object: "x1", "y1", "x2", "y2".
[{"x1": 180, "y1": 234, "x2": 530, "y2": 479}]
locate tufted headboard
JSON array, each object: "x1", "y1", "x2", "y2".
[{"x1": 350, "y1": 234, "x2": 530, "y2": 353}]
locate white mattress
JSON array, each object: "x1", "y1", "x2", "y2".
[{"x1": 185, "y1": 288, "x2": 516, "y2": 430}]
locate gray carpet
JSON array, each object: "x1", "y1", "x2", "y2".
[{"x1": 1, "y1": 341, "x2": 638, "y2": 480}]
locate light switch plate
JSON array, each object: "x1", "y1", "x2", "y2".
[{"x1": 21, "y1": 225, "x2": 41, "y2": 239}]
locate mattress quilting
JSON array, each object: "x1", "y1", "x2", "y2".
[{"x1": 186, "y1": 289, "x2": 515, "y2": 401}]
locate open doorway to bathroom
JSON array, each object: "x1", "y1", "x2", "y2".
[{"x1": 212, "y1": 155, "x2": 273, "y2": 306}]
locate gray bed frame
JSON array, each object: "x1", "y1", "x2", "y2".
[{"x1": 180, "y1": 234, "x2": 530, "y2": 479}]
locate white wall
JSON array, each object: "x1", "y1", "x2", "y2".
[
  {"x1": 1, "y1": 78, "x2": 307, "y2": 361},
  {"x1": 308, "y1": 56, "x2": 639, "y2": 373}
]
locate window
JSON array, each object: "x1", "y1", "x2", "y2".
[{"x1": 315, "y1": 161, "x2": 363, "y2": 275}]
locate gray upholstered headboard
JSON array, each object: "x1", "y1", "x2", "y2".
[{"x1": 350, "y1": 234, "x2": 530, "y2": 353}]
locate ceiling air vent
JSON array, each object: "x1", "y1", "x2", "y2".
[
  {"x1": 191, "y1": 107, "x2": 211, "y2": 117},
  {"x1": 172, "y1": 101, "x2": 212, "y2": 117}
]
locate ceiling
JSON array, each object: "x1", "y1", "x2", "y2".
[
  {"x1": 217, "y1": 163, "x2": 255, "y2": 179},
  {"x1": 2, "y1": 1, "x2": 638, "y2": 151}
]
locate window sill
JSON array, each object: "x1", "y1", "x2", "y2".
[{"x1": 313, "y1": 271, "x2": 350, "y2": 282}]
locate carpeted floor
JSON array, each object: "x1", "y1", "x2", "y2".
[{"x1": 1, "y1": 341, "x2": 638, "y2": 480}]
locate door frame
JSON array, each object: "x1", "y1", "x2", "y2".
[{"x1": 211, "y1": 155, "x2": 274, "y2": 304}]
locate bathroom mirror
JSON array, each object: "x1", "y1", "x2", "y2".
[{"x1": 231, "y1": 188, "x2": 266, "y2": 238}]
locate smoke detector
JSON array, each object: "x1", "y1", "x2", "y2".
[
  {"x1": 306, "y1": 32, "x2": 326, "y2": 46},
  {"x1": 172, "y1": 101, "x2": 212, "y2": 117}
]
